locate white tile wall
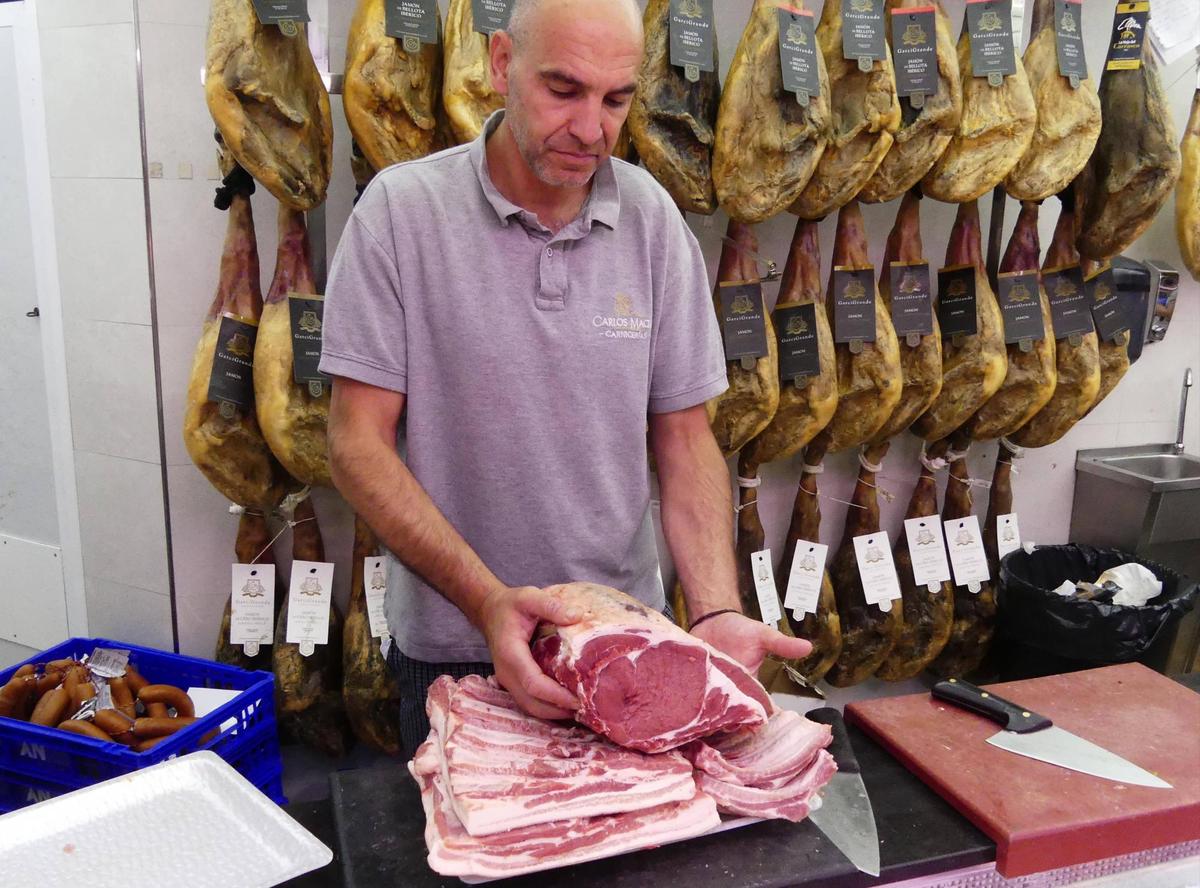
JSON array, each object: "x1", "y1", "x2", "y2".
[
  {"x1": 139, "y1": 21, "x2": 211, "y2": 175},
  {"x1": 38, "y1": 23, "x2": 142, "y2": 179},
  {"x1": 64, "y1": 319, "x2": 161, "y2": 464},
  {"x1": 0, "y1": 638, "x2": 40, "y2": 672},
  {"x1": 52, "y1": 177, "x2": 151, "y2": 325},
  {"x1": 73, "y1": 450, "x2": 169, "y2": 594},
  {"x1": 83, "y1": 574, "x2": 175, "y2": 651},
  {"x1": 37, "y1": 0, "x2": 134, "y2": 30},
  {"x1": 136, "y1": 0, "x2": 206, "y2": 27}
]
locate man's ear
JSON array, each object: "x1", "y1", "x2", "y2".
[{"x1": 490, "y1": 30, "x2": 514, "y2": 97}]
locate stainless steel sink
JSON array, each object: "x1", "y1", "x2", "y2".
[
  {"x1": 1097, "y1": 453, "x2": 1200, "y2": 486},
  {"x1": 1077, "y1": 445, "x2": 1200, "y2": 492}
]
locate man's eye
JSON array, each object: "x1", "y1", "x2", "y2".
[
  {"x1": 605, "y1": 96, "x2": 630, "y2": 108},
  {"x1": 550, "y1": 88, "x2": 574, "y2": 97}
]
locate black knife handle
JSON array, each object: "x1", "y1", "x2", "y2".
[
  {"x1": 806, "y1": 707, "x2": 859, "y2": 774},
  {"x1": 931, "y1": 679, "x2": 1053, "y2": 734}
]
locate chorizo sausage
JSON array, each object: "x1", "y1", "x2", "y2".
[{"x1": 137, "y1": 685, "x2": 194, "y2": 718}]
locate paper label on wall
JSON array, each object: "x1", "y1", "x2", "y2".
[
  {"x1": 289, "y1": 295, "x2": 330, "y2": 387},
  {"x1": 996, "y1": 513, "x2": 1022, "y2": 559},
  {"x1": 751, "y1": 550, "x2": 782, "y2": 626},
  {"x1": 775, "y1": 303, "x2": 822, "y2": 383},
  {"x1": 1054, "y1": 0, "x2": 1088, "y2": 82},
  {"x1": 719, "y1": 281, "x2": 769, "y2": 361},
  {"x1": 777, "y1": 7, "x2": 821, "y2": 101},
  {"x1": 1148, "y1": 0, "x2": 1200, "y2": 67},
  {"x1": 904, "y1": 517, "x2": 952, "y2": 591},
  {"x1": 363, "y1": 556, "x2": 390, "y2": 640},
  {"x1": 842, "y1": 0, "x2": 887, "y2": 63},
  {"x1": 207, "y1": 315, "x2": 258, "y2": 413},
  {"x1": 86, "y1": 647, "x2": 130, "y2": 679},
  {"x1": 944, "y1": 515, "x2": 990, "y2": 592},
  {"x1": 1085, "y1": 265, "x2": 1133, "y2": 342},
  {"x1": 996, "y1": 271, "x2": 1046, "y2": 344},
  {"x1": 471, "y1": 0, "x2": 513, "y2": 35},
  {"x1": 385, "y1": 0, "x2": 439, "y2": 44},
  {"x1": 891, "y1": 7, "x2": 940, "y2": 99},
  {"x1": 1105, "y1": 1, "x2": 1149, "y2": 71},
  {"x1": 966, "y1": 0, "x2": 1017, "y2": 81},
  {"x1": 1044, "y1": 264, "x2": 1095, "y2": 339},
  {"x1": 286, "y1": 560, "x2": 334, "y2": 654},
  {"x1": 251, "y1": 0, "x2": 309, "y2": 26},
  {"x1": 853, "y1": 531, "x2": 902, "y2": 611},
  {"x1": 669, "y1": 0, "x2": 716, "y2": 73},
  {"x1": 937, "y1": 264, "x2": 979, "y2": 338},
  {"x1": 831, "y1": 266, "x2": 878, "y2": 344},
  {"x1": 889, "y1": 261, "x2": 935, "y2": 338},
  {"x1": 231, "y1": 564, "x2": 276, "y2": 650},
  {"x1": 784, "y1": 540, "x2": 828, "y2": 619}
]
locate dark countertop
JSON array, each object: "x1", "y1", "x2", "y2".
[{"x1": 282, "y1": 673, "x2": 1200, "y2": 888}]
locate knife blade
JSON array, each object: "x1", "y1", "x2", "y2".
[
  {"x1": 805, "y1": 707, "x2": 881, "y2": 877},
  {"x1": 931, "y1": 678, "x2": 1172, "y2": 789}
]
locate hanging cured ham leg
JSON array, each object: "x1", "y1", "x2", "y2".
[
  {"x1": 929, "y1": 433, "x2": 996, "y2": 679},
  {"x1": 713, "y1": 0, "x2": 830, "y2": 223},
  {"x1": 911, "y1": 200, "x2": 1006, "y2": 443},
  {"x1": 1004, "y1": 0, "x2": 1101, "y2": 201},
  {"x1": 205, "y1": 0, "x2": 333, "y2": 210},
  {"x1": 1178, "y1": 89, "x2": 1200, "y2": 281},
  {"x1": 868, "y1": 190, "x2": 942, "y2": 442},
  {"x1": 963, "y1": 201, "x2": 1056, "y2": 441},
  {"x1": 778, "y1": 438, "x2": 842, "y2": 684},
  {"x1": 183, "y1": 190, "x2": 291, "y2": 511},
  {"x1": 1009, "y1": 193, "x2": 1100, "y2": 447},
  {"x1": 442, "y1": 0, "x2": 504, "y2": 143},
  {"x1": 860, "y1": 0, "x2": 961, "y2": 204},
  {"x1": 215, "y1": 510, "x2": 281, "y2": 672},
  {"x1": 876, "y1": 441, "x2": 954, "y2": 681},
  {"x1": 824, "y1": 441, "x2": 901, "y2": 687},
  {"x1": 811, "y1": 201, "x2": 902, "y2": 454},
  {"x1": 707, "y1": 222, "x2": 779, "y2": 456},
  {"x1": 254, "y1": 206, "x2": 331, "y2": 488},
  {"x1": 629, "y1": 0, "x2": 720, "y2": 214},
  {"x1": 1081, "y1": 259, "x2": 1131, "y2": 416},
  {"x1": 344, "y1": 0, "x2": 442, "y2": 171}
]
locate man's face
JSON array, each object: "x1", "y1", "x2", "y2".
[{"x1": 491, "y1": 0, "x2": 643, "y2": 188}]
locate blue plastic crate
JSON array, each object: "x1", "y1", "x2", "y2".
[{"x1": 0, "y1": 638, "x2": 284, "y2": 806}]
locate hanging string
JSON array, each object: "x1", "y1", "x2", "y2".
[{"x1": 717, "y1": 234, "x2": 781, "y2": 281}]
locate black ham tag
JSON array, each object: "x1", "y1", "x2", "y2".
[
  {"x1": 719, "y1": 281, "x2": 769, "y2": 362},
  {"x1": 891, "y1": 6, "x2": 940, "y2": 101},
  {"x1": 889, "y1": 261, "x2": 935, "y2": 339},
  {"x1": 778, "y1": 7, "x2": 821, "y2": 103},
  {"x1": 471, "y1": 0, "x2": 513, "y2": 35},
  {"x1": 936, "y1": 264, "x2": 979, "y2": 338},
  {"x1": 289, "y1": 295, "x2": 331, "y2": 390},
  {"x1": 669, "y1": 0, "x2": 716, "y2": 77},
  {"x1": 385, "y1": 0, "x2": 439, "y2": 45},
  {"x1": 251, "y1": 0, "x2": 308, "y2": 32},
  {"x1": 1054, "y1": 0, "x2": 1088, "y2": 85},
  {"x1": 1044, "y1": 264, "x2": 1095, "y2": 339},
  {"x1": 1086, "y1": 266, "x2": 1132, "y2": 342},
  {"x1": 208, "y1": 315, "x2": 258, "y2": 413},
  {"x1": 776, "y1": 303, "x2": 822, "y2": 384},
  {"x1": 996, "y1": 271, "x2": 1046, "y2": 345},
  {"x1": 831, "y1": 266, "x2": 877, "y2": 345},
  {"x1": 966, "y1": 0, "x2": 1016, "y2": 84},
  {"x1": 1105, "y1": 1, "x2": 1149, "y2": 71},
  {"x1": 842, "y1": 0, "x2": 887, "y2": 67}
]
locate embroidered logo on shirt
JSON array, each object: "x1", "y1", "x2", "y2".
[{"x1": 593, "y1": 292, "x2": 652, "y2": 340}]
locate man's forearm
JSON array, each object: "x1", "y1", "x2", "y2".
[
  {"x1": 330, "y1": 427, "x2": 503, "y2": 628},
  {"x1": 656, "y1": 428, "x2": 742, "y2": 620}
]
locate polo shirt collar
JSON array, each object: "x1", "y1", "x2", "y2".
[{"x1": 469, "y1": 109, "x2": 621, "y2": 232}]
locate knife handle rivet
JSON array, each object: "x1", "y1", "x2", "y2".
[
  {"x1": 981, "y1": 692, "x2": 990, "y2": 698},
  {"x1": 1022, "y1": 711, "x2": 1031, "y2": 717}
]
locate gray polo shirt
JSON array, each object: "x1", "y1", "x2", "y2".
[{"x1": 319, "y1": 111, "x2": 727, "y2": 663}]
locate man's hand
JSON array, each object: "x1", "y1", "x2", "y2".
[
  {"x1": 478, "y1": 586, "x2": 583, "y2": 720},
  {"x1": 689, "y1": 611, "x2": 812, "y2": 673}
]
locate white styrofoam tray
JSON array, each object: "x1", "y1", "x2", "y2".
[{"x1": 0, "y1": 751, "x2": 332, "y2": 888}]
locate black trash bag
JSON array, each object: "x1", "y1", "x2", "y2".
[{"x1": 997, "y1": 545, "x2": 1198, "y2": 665}]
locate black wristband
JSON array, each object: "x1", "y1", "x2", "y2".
[{"x1": 688, "y1": 608, "x2": 740, "y2": 631}]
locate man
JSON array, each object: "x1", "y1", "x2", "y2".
[{"x1": 320, "y1": 0, "x2": 810, "y2": 755}]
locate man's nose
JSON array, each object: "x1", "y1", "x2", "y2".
[{"x1": 568, "y1": 97, "x2": 605, "y2": 149}]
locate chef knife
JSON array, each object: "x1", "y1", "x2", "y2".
[
  {"x1": 805, "y1": 708, "x2": 880, "y2": 877},
  {"x1": 932, "y1": 678, "x2": 1171, "y2": 789}
]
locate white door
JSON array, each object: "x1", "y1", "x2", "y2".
[{"x1": 0, "y1": 0, "x2": 85, "y2": 667}]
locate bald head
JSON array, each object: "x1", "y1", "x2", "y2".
[{"x1": 506, "y1": 0, "x2": 642, "y2": 51}]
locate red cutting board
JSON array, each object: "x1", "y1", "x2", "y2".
[{"x1": 845, "y1": 663, "x2": 1200, "y2": 877}]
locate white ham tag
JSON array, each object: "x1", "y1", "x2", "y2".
[
  {"x1": 996, "y1": 513, "x2": 1022, "y2": 560},
  {"x1": 944, "y1": 515, "x2": 990, "y2": 593},
  {"x1": 904, "y1": 516, "x2": 952, "y2": 592},
  {"x1": 363, "y1": 556, "x2": 389, "y2": 639},
  {"x1": 751, "y1": 549, "x2": 782, "y2": 626},
  {"x1": 231, "y1": 563, "x2": 276, "y2": 656},
  {"x1": 784, "y1": 540, "x2": 828, "y2": 620},
  {"x1": 286, "y1": 560, "x2": 335, "y2": 655},
  {"x1": 853, "y1": 531, "x2": 902, "y2": 611}
]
